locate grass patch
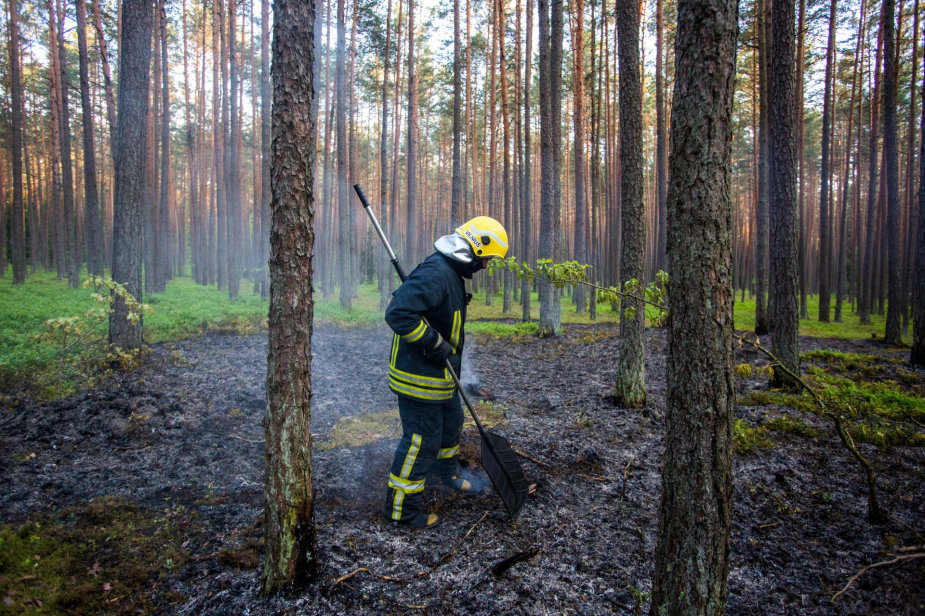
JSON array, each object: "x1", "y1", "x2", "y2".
[
  {"x1": 317, "y1": 408, "x2": 402, "y2": 450},
  {"x1": 0, "y1": 497, "x2": 194, "y2": 616},
  {"x1": 0, "y1": 273, "x2": 381, "y2": 396},
  {"x1": 733, "y1": 294, "x2": 898, "y2": 341}
]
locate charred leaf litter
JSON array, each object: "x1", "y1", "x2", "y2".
[{"x1": 0, "y1": 322, "x2": 923, "y2": 615}]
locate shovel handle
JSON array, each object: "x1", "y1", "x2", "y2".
[{"x1": 353, "y1": 184, "x2": 491, "y2": 438}]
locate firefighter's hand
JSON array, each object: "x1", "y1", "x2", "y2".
[{"x1": 422, "y1": 337, "x2": 454, "y2": 365}]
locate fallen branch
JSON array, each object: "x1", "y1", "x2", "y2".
[
  {"x1": 331, "y1": 567, "x2": 368, "y2": 586},
  {"x1": 831, "y1": 552, "x2": 925, "y2": 603},
  {"x1": 513, "y1": 447, "x2": 551, "y2": 468},
  {"x1": 733, "y1": 330, "x2": 884, "y2": 523}
]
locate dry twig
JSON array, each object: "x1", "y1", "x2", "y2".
[
  {"x1": 228, "y1": 434, "x2": 264, "y2": 444},
  {"x1": 831, "y1": 551, "x2": 925, "y2": 603},
  {"x1": 513, "y1": 447, "x2": 551, "y2": 468}
]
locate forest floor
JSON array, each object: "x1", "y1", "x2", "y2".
[{"x1": 1, "y1": 321, "x2": 923, "y2": 615}]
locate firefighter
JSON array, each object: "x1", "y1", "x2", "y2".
[{"x1": 383, "y1": 216, "x2": 509, "y2": 529}]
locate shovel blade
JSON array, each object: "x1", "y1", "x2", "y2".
[{"x1": 480, "y1": 430, "x2": 529, "y2": 519}]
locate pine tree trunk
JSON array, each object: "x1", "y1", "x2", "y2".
[
  {"x1": 378, "y1": 0, "x2": 393, "y2": 310},
  {"x1": 406, "y1": 0, "x2": 419, "y2": 266},
  {"x1": 817, "y1": 0, "x2": 838, "y2": 322},
  {"x1": 860, "y1": 21, "x2": 883, "y2": 324},
  {"x1": 55, "y1": 0, "x2": 79, "y2": 288},
  {"x1": 214, "y1": 0, "x2": 228, "y2": 290},
  {"x1": 496, "y1": 0, "x2": 513, "y2": 314},
  {"x1": 835, "y1": 0, "x2": 866, "y2": 323},
  {"x1": 769, "y1": 0, "x2": 801, "y2": 388},
  {"x1": 650, "y1": 0, "x2": 737, "y2": 608},
  {"x1": 796, "y1": 0, "x2": 808, "y2": 320},
  {"x1": 654, "y1": 0, "x2": 667, "y2": 273},
  {"x1": 450, "y1": 0, "x2": 462, "y2": 228},
  {"x1": 110, "y1": 0, "x2": 153, "y2": 349},
  {"x1": 263, "y1": 0, "x2": 318, "y2": 591},
  {"x1": 260, "y1": 0, "x2": 271, "y2": 297},
  {"x1": 755, "y1": 0, "x2": 770, "y2": 335},
  {"x1": 538, "y1": 0, "x2": 562, "y2": 337},
  {"x1": 571, "y1": 0, "x2": 587, "y2": 314},
  {"x1": 882, "y1": 0, "x2": 902, "y2": 344},
  {"x1": 226, "y1": 0, "x2": 242, "y2": 300},
  {"x1": 912, "y1": 48, "x2": 925, "y2": 365},
  {"x1": 614, "y1": 0, "x2": 646, "y2": 407},
  {"x1": 9, "y1": 0, "x2": 26, "y2": 284},
  {"x1": 900, "y1": 0, "x2": 919, "y2": 334},
  {"x1": 158, "y1": 0, "x2": 171, "y2": 292},
  {"x1": 521, "y1": 0, "x2": 533, "y2": 323},
  {"x1": 336, "y1": 0, "x2": 351, "y2": 308}
]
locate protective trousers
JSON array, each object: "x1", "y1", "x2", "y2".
[{"x1": 384, "y1": 392, "x2": 464, "y2": 522}]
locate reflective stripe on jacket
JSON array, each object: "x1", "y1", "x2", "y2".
[{"x1": 385, "y1": 252, "x2": 468, "y2": 403}]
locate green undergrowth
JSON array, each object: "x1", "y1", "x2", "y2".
[
  {"x1": 0, "y1": 273, "x2": 382, "y2": 397},
  {"x1": 0, "y1": 497, "x2": 195, "y2": 616},
  {"x1": 733, "y1": 295, "x2": 897, "y2": 341},
  {"x1": 738, "y1": 368, "x2": 925, "y2": 450}
]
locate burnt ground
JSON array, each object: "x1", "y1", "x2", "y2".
[{"x1": 1, "y1": 321, "x2": 924, "y2": 615}]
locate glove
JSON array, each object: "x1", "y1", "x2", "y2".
[{"x1": 422, "y1": 336, "x2": 454, "y2": 365}]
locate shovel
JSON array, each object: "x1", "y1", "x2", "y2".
[{"x1": 354, "y1": 184, "x2": 529, "y2": 519}]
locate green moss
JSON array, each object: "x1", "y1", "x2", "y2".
[
  {"x1": 734, "y1": 419, "x2": 774, "y2": 454},
  {"x1": 738, "y1": 373, "x2": 925, "y2": 450},
  {"x1": 800, "y1": 349, "x2": 887, "y2": 377},
  {"x1": 764, "y1": 415, "x2": 818, "y2": 438},
  {"x1": 0, "y1": 497, "x2": 194, "y2": 616}
]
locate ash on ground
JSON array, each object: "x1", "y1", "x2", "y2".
[{"x1": 1, "y1": 322, "x2": 923, "y2": 615}]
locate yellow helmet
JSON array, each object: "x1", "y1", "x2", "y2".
[{"x1": 455, "y1": 216, "x2": 509, "y2": 259}]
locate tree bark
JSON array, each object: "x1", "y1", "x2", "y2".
[
  {"x1": 912, "y1": 48, "x2": 925, "y2": 365},
  {"x1": 336, "y1": 0, "x2": 351, "y2": 308},
  {"x1": 650, "y1": 0, "x2": 737, "y2": 609},
  {"x1": 226, "y1": 0, "x2": 242, "y2": 300},
  {"x1": 755, "y1": 0, "x2": 770, "y2": 335},
  {"x1": 110, "y1": 0, "x2": 153, "y2": 349},
  {"x1": 817, "y1": 0, "x2": 838, "y2": 322},
  {"x1": 157, "y1": 0, "x2": 171, "y2": 292},
  {"x1": 521, "y1": 0, "x2": 532, "y2": 323},
  {"x1": 571, "y1": 0, "x2": 588, "y2": 314},
  {"x1": 860, "y1": 19, "x2": 883, "y2": 324},
  {"x1": 882, "y1": 0, "x2": 901, "y2": 344},
  {"x1": 378, "y1": 0, "x2": 393, "y2": 310},
  {"x1": 451, "y1": 0, "x2": 462, "y2": 228},
  {"x1": 654, "y1": 0, "x2": 667, "y2": 274},
  {"x1": 835, "y1": 0, "x2": 866, "y2": 323},
  {"x1": 406, "y1": 0, "x2": 419, "y2": 266},
  {"x1": 92, "y1": 0, "x2": 118, "y2": 162},
  {"x1": 9, "y1": 0, "x2": 26, "y2": 284},
  {"x1": 614, "y1": 0, "x2": 646, "y2": 407},
  {"x1": 260, "y1": 0, "x2": 272, "y2": 297},
  {"x1": 538, "y1": 0, "x2": 563, "y2": 337},
  {"x1": 55, "y1": 0, "x2": 79, "y2": 288},
  {"x1": 263, "y1": 0, "x2": 319, "y2": 591},
  {"x1": 769, "y1": 0, "x2": 801, "y2": 388}
]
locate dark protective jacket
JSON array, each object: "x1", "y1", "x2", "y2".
[{"x1": 384, "y1": 252, "x2": 472, "y2": 403}]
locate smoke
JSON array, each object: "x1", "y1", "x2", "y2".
[{"x1": 459, "y1": 338, "x2": 480, "y2": 395}]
